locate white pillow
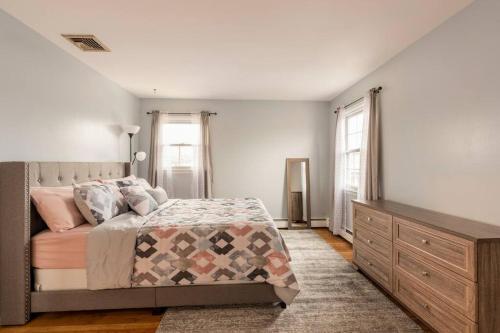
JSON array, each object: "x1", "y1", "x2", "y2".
[
  {"x1": 136, "y1": 178, "x2": 153, "y2": 190},
  {"x1": 146, "y1": 186, "x2": 168, "y2": 205}
]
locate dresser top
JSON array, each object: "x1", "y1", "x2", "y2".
[{"x1": 353, "y1": 199, "x2": 500, "y2": 241}]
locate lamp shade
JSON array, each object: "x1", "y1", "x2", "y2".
[
  {"x1": 122, "y1": 125, "x2": 140, "y2": 135},
  {"x1": 135, "y1": 151, "x2": 147, "y2": 162}
]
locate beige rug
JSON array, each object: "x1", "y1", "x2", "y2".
[{"x1": 157, "y1": 230, "x2": 423, "y2": 333}]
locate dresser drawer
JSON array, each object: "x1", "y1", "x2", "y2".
[
  {"x1": 354, "y1": 225, "x2": 392, "y2": 259},
  {"x1": 353, "y1": 204, "x2": 392, "y2": 240},
  {"x1": 394, "y1": 271, "x2": 477, "y2": 333},
  {"x1": 394, "y1": 217, "x2": 475, "y2": 280},
  {"x1": 354, "y1": 243, "x2": 392, "y2": 292},
  {"x1": 394, "y1": 246, "x2": 477, "y2": 321}
]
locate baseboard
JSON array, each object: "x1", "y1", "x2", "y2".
[{"x1": 273, "y1": 218, "x2": 328, "y2": 229}]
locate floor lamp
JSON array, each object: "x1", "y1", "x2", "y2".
[{"x1": 121, "y1": 125, "x2": 141, "y2": 162}]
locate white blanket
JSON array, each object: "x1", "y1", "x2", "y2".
[{"x1": 86, "y1": 201, "x2": 177, "y2": 290}]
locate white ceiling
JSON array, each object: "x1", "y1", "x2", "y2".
[{"x1": 0, "y1": 0, "x2": 472, "y2": 101}]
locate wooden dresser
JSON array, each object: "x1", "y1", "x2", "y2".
[{"x1": 352, "y1": 199, "x2": 500, "y2": 333}]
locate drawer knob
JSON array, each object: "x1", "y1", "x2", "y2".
[
  {"x1": 421, "y1": 303, "x2": 430, "y2": 310},
  {"x1": 367, "y1": 217, "x2": 372, "y2": 222},
  {"x1": 367, "y1": 262, "x2": 373, "y2": 266},
  {"x1": 421, "y1": 239, "x2": 429, "y2": 245},
  {"x1": 367, "y1": 239, "x2": 373, "y2": 244},
  {"x1": 422, "y1": 271, "x2": 430, "y2": 277}
]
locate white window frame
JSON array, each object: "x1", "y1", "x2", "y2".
[
  {"x1": 160, "y1": 121, "x2": 200, "y2": 172},
  {"x1": 340, "y1": 100, "x2": 364, "y2": 240},
  {"x1": 344, "y1": 108, "x2": 363, "y2": 193},
  {"x1": 165, "y1": 143, "x2": 195, "y2": 172}
]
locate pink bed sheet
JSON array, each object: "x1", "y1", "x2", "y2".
[{"x1": 31, "y1": 223, "x2": 93, "y2": 269}]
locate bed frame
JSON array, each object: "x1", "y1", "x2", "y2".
[{"x1": 0, "y1": 162, "x2": 281, "y2": 326}]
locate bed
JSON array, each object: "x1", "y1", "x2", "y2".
[{"x1": 0, "y1": 162, "x2": 296, "y2": 325}]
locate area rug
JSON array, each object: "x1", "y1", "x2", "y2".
[{"x1": 156, "y1": 230, "x2": 423, "y2": 333}]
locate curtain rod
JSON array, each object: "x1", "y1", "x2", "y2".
[
  {"x1": 334, "y1": 86, "x2": 382, "y2": 114},
  {"x1": 146, "y1": 110, "x2": 217, "y2": 116}
]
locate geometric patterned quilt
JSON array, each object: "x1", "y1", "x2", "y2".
[{"x1": 131, "y1": 198, "x2": 299, "y2": 302}]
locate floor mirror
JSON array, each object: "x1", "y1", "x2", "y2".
[{"x1": 286, "y1": 158, "x2": 311, "y2": 229}]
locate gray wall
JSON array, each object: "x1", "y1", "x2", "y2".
[
  {"x1": 331, "y1": 0, "x2": 500, "y2": 225},
  {"x1": 138, "y1": 99, "x2": 331, "y2": 219},
  {"x1": 0, "y1": 10, "x2": 139, "y2": 163}
]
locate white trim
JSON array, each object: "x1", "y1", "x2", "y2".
[
  {"x1": 274, "y1": 219, "x2": 328, "y2": 229},
  {"x1": 344, "y1": 98, "x2": 365, "y2": 116},
  {"x1": 339, "y1": 229, "x2": 353, "y2": 244},
  {"x1": 170, "y1": 166, "x2": 194, "y2": 173}
]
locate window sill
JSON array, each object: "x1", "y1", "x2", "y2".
[
  {"x1": 344, "y1": 189, "x2": 358, "y2": 195},
  {"x1": 162, "y1": 167, "x2": 194, "y2": 174}
]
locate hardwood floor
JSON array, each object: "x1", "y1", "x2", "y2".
[
  {"x1": 0, "y1": 228, "x2": 429, "y2": 333},
  {"x1": 315, "y1": 228, "x2": 353, "y2": 262},
  {"x1": 0, "y1": 309, "x2": 161, "y2": 333}
]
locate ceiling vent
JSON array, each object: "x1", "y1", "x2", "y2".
[{"x1": 62, "y1": 34, "x2": 110, "y2": 52}]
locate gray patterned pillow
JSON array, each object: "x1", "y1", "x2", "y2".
[
  {"x1": 104, "y1": 177, "x2": 153, "y2": 191},
  {"x1": 146, "y1": 186, "x2": 168, "y2": 205},
  {"x1": 100, "y1": 175, "x2": 136, "y2": 188},
  {"x1": 106, "y1": 179, "x2": 135, "y2": 188},
  {"x1": 73, "y1": 184, "x2": 125, "y2": 225},
  {"x1": 120, "y1": 185, "x2": 158, "y2": 216},
  {"x1": 109, "y1": 185, "x2": 130, "y2": 215}
]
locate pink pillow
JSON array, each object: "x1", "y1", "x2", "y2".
[{"x1": 31, "y1": 187, "x2": 85, "y2": 232}]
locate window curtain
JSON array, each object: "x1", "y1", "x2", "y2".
[
  {"x1": 200, "y1": 111, "x2": 213, "y2": 198},
  {"x1": 148, "y1": 110, "x2": 163, "y2": 187},
  {"x1": 329, "y1": 88, "x2": 381, "y2": 234},
  {"x1": 360, "y1": 88, "x2": 381, "y2": 200},
  {"x1": 330, "y1": 106, "x2": 347, "y2": 234}
]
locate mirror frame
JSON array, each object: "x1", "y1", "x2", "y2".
[{"x1": 286, "y1": 158, "x2": 311, "y2": 230}]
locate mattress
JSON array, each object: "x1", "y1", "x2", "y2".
[
  {"x1": 31, "y1": 223, "x2": 93, "y2": 269},
  {"x1": 31, "y1": 199, "x2": 296, "y2": 302},
  {"x1": 34, "y1": 268, "x2": 87, "y2": 291},
  {"x1": 33, "y1": 268, "x2": 257, "y2": 291}
]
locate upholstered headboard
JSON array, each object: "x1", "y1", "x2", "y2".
[
  {"x1": 29, "y1": 162, "x2": 128, "y2": 187},
  {"x1": 0, "y1": 162, "x2": 130, "y2": 325},
  {"x1": 28, "y1": 162, "x2": 129, "y2": 235}
]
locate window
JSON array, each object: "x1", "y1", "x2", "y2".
[
  {"x1": 341, "y1": 101, "x2": 365, "y2": 236},
  {"x1": 344, "y1": 104, "x2": 364, "y2": 192},
  {"x1": 161, "y1": 122, "x2": 200, "y2": 169}
]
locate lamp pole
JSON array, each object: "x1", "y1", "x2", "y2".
[{"x1": 128, "y1": 133, "x2": 134, "y2": 163}]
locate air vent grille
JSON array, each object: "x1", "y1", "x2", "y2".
[{"x1": 62, "y1": 34, "x2": 110, "y2": 52}]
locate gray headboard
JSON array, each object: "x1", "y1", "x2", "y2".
[
  {"x1": 29, "y1": 162, "x2": 128, "y2": 187},
  {"x1": 0, "y1": 162, "x2": 130, "y2": 325}
]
